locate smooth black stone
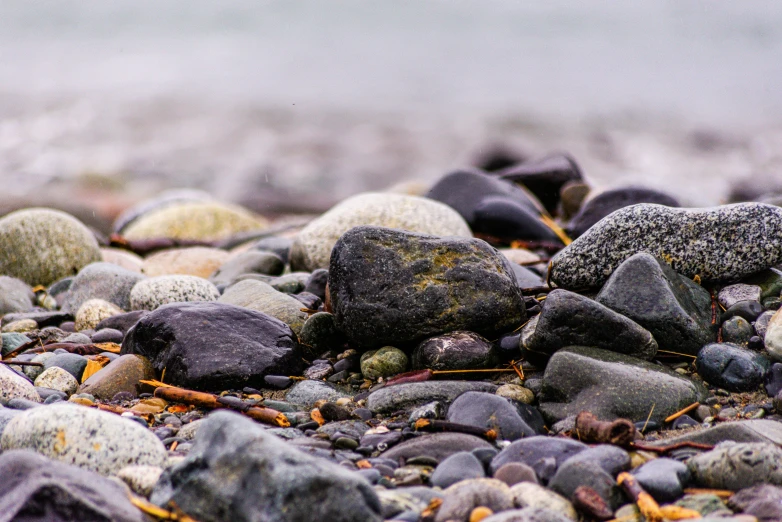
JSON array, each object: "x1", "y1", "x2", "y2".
[
  {"x1": 489, "y1": 436, "x2": 588, "y2": 482},
  {"x1": 0, "y1": 450, "x2": 146, "y2": 522},
  {"x1": 43, "y1": 394, "x2": 63, "y2": 404},
  {"x1": 334, "y1": 356, "x2": 358, "y2": 373},
  {"x1": 96, "y1": 310, "x2": 147, "y2": 334},
  {"x1": 596, "y1": 253, "x2": 716, "y2": 356},
  {"x1": 567, "y1": 186, "x2": 679, "y2": 238},
  {"x1": 696, "y1": 343, "x2": 767, "y2": 392},
  {"x1": 329, "y1": 226, "x2": 526, "y2": 348},
  {"x1": 304, "y1": 269, "x2": 329, "y2": 300},
  {"x1": 632, "y1": 458, "x2": 690, "y2": 503},
  {"x1": 748, "y1": 336, "x2": 764, "y2": 351},
  {"x1": 297, "y1": 421, "x2": 320, "y2": 431},
  {"x1": 549, "y1": 459, "x2": 624, "y2": 509},
  {"x1": 472, "y1": 447, "x2": 499, "y2": 471},
  {"x1": 426, "y1": 168, "x2": 561, "y2": 242},
  {"x1": 35, "y1": 388, "x2": 66, "y2": 401},
  {"x1": 353, "y1": 408, "x2": 373, "y2": 421},
  {"x1": 1, "y1": 310, "x2": 73, "y2": 327},
  {"x1": 671, "y1": 415, "x2": 699, "y2": 429},
  {"x1": 292, "y1": 291, "x2": 322, "y2": 310},
  {"x1": 509, "y1": 263, "x2": 546, "y2": 289},
  {"x1": 446, "y1": 392, "x2": 536, "y2": 441},
  {"x1": 497, "y1": 153, "x2": 583, "y2": 214},
  {"x1": 253, "y1": 236, "x2": 293, "y2": 265},
  {"x1": 43, "y1": 353, "x2": 88, "y2": 381},
  {"x1": 722, "y1": 300, "x2": 764, "y2": 322},
  {"x1": 765, "y1": 363, "x2": 782, "y2": 397},
  {"x1": 522, "y1": 289, "x2": 657, "y2": 359},
  {"x1": 635, "y1": 421, "x2": 661, "y2": 433},
  {"x1": 121, "y1": 302, "x2": 303, "y2": 391},
  {"x1": 90, "y1": 328, "x2": 124, "y2": 344},
  {"x1": 320, "y1": 402, "x2": 353, "y2": 422},
  {"x1": 264, "y1": 375, "x2": 293, "y2": 389},
  {"x1": 299, "y1": 312, "x2": 346, "y2": 356},
  {"x1": 496, "y1": 332, "x2": 522, "y2": 360},
  {"x1": 412, "y1": 331, "x2": 499, "y2": 371},
  {"x1": 721, "y1": 316, "x2": 754, "y2": 346}
]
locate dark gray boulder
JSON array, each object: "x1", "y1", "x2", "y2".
[
  {"x1": 696, "y1": 343, "x2": 767, "y2": 392},
  {"x1": 151, "y1": 410, "x2": 382, "y2": 522},
  {"x1": 538, "y1": 346, "x2": 708, "y2": 424},
  {"x1": 121, "y1": 302, "x2": 303, "y2": 391},
  {"x1": 521, "y1": 289, "x2": 657, "y2": 359},
  {"x1": 595, "y1": 253, "x2": 716, "y2": 356},
  {"x1": 329, "y1": 226, "x2": 525, "y2": 348}
]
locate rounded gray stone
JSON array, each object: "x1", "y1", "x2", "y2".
[
  {"x1": 33, "y1": 367, "x2": 79, "y2": 396},
  {"x1": 0, "y1": 365, "x2": 41, "y2": 406},
  {"x1": 510, "y1": 482, "x2": 577, "y2": 520},
  {"x1": 688, "y1": 442, "x2": 782, "y2": 490},
  {"x1": 361, "y1": 346, "x2": 409, "y2": 380},
  {"x1": 285, "y1": 380, "x2": 351, "y2": 409},
  {"x1": 218, "y1": 279, "x2": 308, "y2": 335},
  {"x1": 60, "y1": 262, "x2": 146, "y2": 313},
  {"x1": 130, "y1": 275, "x2": 219, "y2": 311},
  {"x1": 0, "y1": 402, "x2": 167, "y2": 476},
  {"x1": 0, "y1": 208, "x2": 102, "y2": 287},
  {"x1": 367, "y1": 380, "x2": 498, "y2": 414},
  {"x1": 551, "y1": 203, "x2": 782, "y2": 289},
  {"x1": 0, "y1": 276, "x2": 34, "y2": 315}
]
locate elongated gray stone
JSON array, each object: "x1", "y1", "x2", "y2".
[
  {"x1": 550, "y1": 203, "x2": 782, "y2": 289},
  {"x1": 367, "y1": 381, "x2": 497, "y2": 413}
]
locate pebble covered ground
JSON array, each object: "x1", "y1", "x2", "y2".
[{"x1": 3, "y1": 155, "x2": 782, "y2": 522}]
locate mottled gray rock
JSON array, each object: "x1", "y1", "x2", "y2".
[
  {"x1": 376, "y1": 487, "x2": 444, "y2": 520},
  {"x1": 434, "y1": 478, "x2": 513, "y2": 522},
  {"x1": 380, "y1": 433, "x2": 493, "y2": 463},
  {"x1": 719, "y1": 284, "x2": 762, "y2": 309},
  {"x1": 329, "y1": 226, "x2": 525, "y2": 348},
  {"x1": 510, "y1": 483, "x2": 577, "y2": 520},
  {"x1": 0, "y1": 407, "x2": 22, "y2": 434},
  {"x1": 521, "y1": 289, "x2": 657, "y2": 359},
  {"x1": 60, "y1": 262, "x2": 146, "y2": 313},
  {"x1": 367, "y1": 380, "x2": 497, "y2": 413},
  {"x1": 130, "y1": 275, "x2": 220, "y2": 311},
  {"x1": 688, "y1": 442, "x2": 782, "y2": 490},
  {"x1": 1, "y1": 332, "x2": 31, "y2": 357},
  {"x1": 548, "y1": 459, "x2": 624, "y2": 510},
  {"x1": 121, "y1": 302, "x2": 303, "y2": 391},
  {"x1": 596, "y1": 253, "x2": 716, "y2": 356},
  {"x1": 0, "y1": 276, "x2": 34, "y2": 315},
  {"x1": 482, "y1": 507, "x2": 574, "y2": 522},
  {"x1": 551, "y1": 203, "x2": 782, "y2": 288},
  {"x1": 490, "y1": 437, "x2": 588, "y2": 480},
  {"x1": 539, "y1": 346, "x2": 708, "y2": 424},
  {"x1": 0, "y1": 402, "x2": 166, "y2": 475},
  {"x1": 285, "y1": 380, "x2": 351, "y2": 408},
  {"x1": 113, "y1": 188, "x2": 214, "y2": 234},
  {"x1": 23, "y1": 352, "x2": 55, "y2": 381},
  {"x1": 650, "y1": 420, "x2": 782, "y2": 447},
  {"x1": 0, "y1": 450, "x2": 147, "y2": 522},
  {"x1": 0, "y1": 208, "x2": 102, "y2": 287},
  {"x1": 219, "y1": 279, "x2": 308, "y2": 335},
  {"x1": 291, "y1": 192, "x2": 471, "y2": 271},
  {"x1": 728, "y1": 484, "x2": 782, "y2": 522},
  {"x1": 696, "y1": 343, "x2": 767, "y2": 392},
  {"x1": 0, "y1": 364, "x2": 40, "y2": 406},
  {"x1": 117, "y1": 464, "x2": 164, "y2": 497},
  {"x1": 75, "y1": 298, "x2": 123, "y2": 331},
  {"x1": 33, "y1": 367, "x2": 79, "y2": 396},
  {"x1": 360, "y1": 346, "x2": 408, "y2": 379},
  {"x1": 412, "y1": 331, "x2": 500, "y2": 370},
  {"x1": 151, "y1": 410, "x2": 382, "y2": 522},
  {"x1": 763, "y1": 308, "x2": 782, "y2": 361}
]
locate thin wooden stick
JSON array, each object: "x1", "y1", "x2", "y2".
[
  {"x1": 617, "y1": 472, "x2": 662, "y2": 522},
  {"x1": 656, "y1": 350, "x2": 697, "y2": 359},
  {"x1": 0, "y1": 360, "x2": 43, "y2": 367},
  {"x1": 664, "y1": 402, "x2": 699, "y2": 423}
]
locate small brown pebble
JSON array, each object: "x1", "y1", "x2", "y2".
[
  {"x1": 493, "y1": 462, "x2": 538, "y2": 486},
  {"x1": 469, "y1": 506, "x2": 493, "y2": 522}
]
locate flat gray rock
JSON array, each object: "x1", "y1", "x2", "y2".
[
  {"x1": 650, "y1": 420, "x2": 782, "y2": 447},
  {"x1": 380, "y1": 433, "x2": 493, "y2": 462},
  {"x1": 550, "y1": 203, "x2": 782, "y2": 289},
  {"x1": 688, "y1": 442, "x2": 782, "y2": 490},
  {"x1": 285, "y1": 380, "x2": 351, "y2": 408},
  {"x1": 367, "y1": 380, "x2": 497, "y2": 413}
]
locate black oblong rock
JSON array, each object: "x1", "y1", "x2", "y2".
[
  {"x1": 567, "y1": 186, "x2": 679, "y2": 238},
  {"x1": 521, "y1": 289, "x2": 657, "y2": 360},
  {"x1": 328, "y1": 226, "x2": 526, "y2": 348},
  {"x1": 120, "y1": 301, "x2": 303, "y2": 391},
  {"x1": 497, "y1": 153, "x2": 583, "y2": 215},
  {"x1": 595, "y1": 253, "x2": 716, "y2": 356},
  {"x1": 426, "y1": 169, "x2": 561, "y2": 242},
  {"x1": 696, "y1": 343, "x2": 767, "y2": 392},
  {"x1": 551, "y1": 202, "x2": 782, "y2": 289},
  {"x1": 412, "y1": 331, "x2": 499, "y2": 371},
  {"x1": 446, "y1": 391, "x2": 537, "y2": 441}
]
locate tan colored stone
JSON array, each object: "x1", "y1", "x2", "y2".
[
  {"x1": 101, "y1": 247, "x2": 144, "y2": 273},
  {"x1": 142, "y1": 247, "x2": 230, "y2": 278},
  {"x1": 79, "y1": 354, "x2": 156, "y2": 400}
]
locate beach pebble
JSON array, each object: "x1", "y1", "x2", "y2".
[
  {"x1": 447, "y1": 392, "x2": 537, "y2": 441},
  {"x1": 380, "y1": 433, "x2": 493, "y2": 463},
  {"x1": 0, "y1": 450, "x2": 147, "y2": 522},
  {"x1": 121, "y1": 201, "x2": 268, "y2": 242},
  {"x1": 142, "y1": 246, "x2": 230, "y2": 278},
  {"x1": 496, "y1": 153, "x2": 583, "y2": 214},
  {"x1": 434, "y1": 478, "x2": 513, "y2": 522},
  {"x1": 329, "y1": 226, "x2": 525, "y2": 348},
  {"x1": 285, "y1": 379, "x2": 351, "y2": 409},
  {"x1": 510, "y1": 482, "x2": 577, "y2": 520},
  {"x1": 496, "y1": 384, "x2": 534, "y2": 405},
  {"x1": 0, "y1": 276, "x2": 34, "y2": 315},
  {"x1": 75, "y1": 298, "x2": 123, "y2": 331},
  {"x1": 130, "y1": 275, "x2": 220, "y2": 311},
  {"x1": 763, "y1": 308, "x2": 782, "y2": 361},
  {"x1": 290, "y1": 192, "x2": 471, "y2": 271},
  {"x1": 521, "y1": 289, "x2": 657, "y2": 360},
  {"x1": 481, "y1": 507, "x2": 574, "y2": 522},
  {"x1": 632, "y1": 458, "x2": 691, "y2": 503},
  {"x1": 0, "y1": 402, "x2": 166, "y2": 475},
  {"x1": 0, "y1": 364, "x2": 41, "y2": 406},
  {"x1": 219, "y1": 279, "x2": 309, "y2": 335},
  {"x1": 121, "y1": 301, "x2": 302, "y2": 391},
  {"x1": 367, "y1": 381, "x2": 497, "y2": 414},
  {"x1": 548, "y1": 459, "x2": 623, "y2": 510},
  {"x1": 0, "y1": 208, "x2": 102, "y2": 286},
  {"x1": 413, "y1": 331, "x2": 500, "y2": 371},
  {"x1": 360, "y1": 346, "x2": 408, "y2": 380},
  {"x1": 116, "y1": 464, "x2": 164, "y2": 497},
  {"x1": 2, "y1": 319, "x2": 38, "y2": 333},
  {"x1": 299, "y1": 312, "x2": 345, "y2": 355},
  {"x1": 43, "y1": 353, "x2": 88, "y2": 381},
  {"x1": 539, "y1": 346, "x2": 708, "y2": 424},
  {"x1": 721, "y1": 316, "x2": 754, "y2": 346},
  {"x1": 696, "y1": 343, "x2": 767, "y2": 392},
  {"x1": 551, "y1": 202, "x2": 782, "y2": 288},
  {"x1": 151, "y1": 410, "x2": 382, "y2": 522},
  {"x1": 60, "y1": 262, "x2": 145, "y2": 313},
  {"x1": 490, "y1": 437, "x2": 587, "y2": 481},
  {"x1": 688, "y1": 442, "x2": 782, "y2": 489},
  {"x1": 719, "y1": 284, "x2": 762, "y2": 309},
  {"x1": 210, "y1": 250, "x2": 285, "y2": 284},
  {"x1": 79, "y1": 354, "x2": 156, "y2": 400},
  {"x1": 728, "y1": 484, "x2": 782, "y2": 522},
  {"x1": 596, "y1": 253, "x2": 716, "y2": 356},
  {"x1": 23, "y1": 352, "x2": 55, "y2": 381},
  {"x1": 34, "y1": 367, "x2": 79, "y2": 396},
  {"x1": 431, "y1": 452, "x2": 487, "y2": 488},
  {"x1": 100, "y1": 247, "x2": 144, "y2": 272}
]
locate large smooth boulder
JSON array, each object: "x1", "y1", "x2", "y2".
[
  {"x1": 0, "y1": 208, "x2": 101, "y2": 286},
  {"x1": 151, "y1": 410, "x2": 382, "y2": 522},
  {"x1": 290, "y1": 192, "x2": 471, "y2": 271},
  {"x1": 329, "y1": 226, "x2": 525, "y2": 348},
  {"x1": 121, "y1": 302, "x2": 303, "y2": 391}
]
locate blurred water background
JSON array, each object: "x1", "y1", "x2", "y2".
[{"x1": 1, "y1": 0, "x2": 781, "y2": 221}]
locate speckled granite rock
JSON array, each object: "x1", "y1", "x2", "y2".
[
  {"x1": 0, "y1": 403, "x2": 166, "y2": 475},
  {"x1": 33, "y1": 367, "x2": 79, "y2": 396},
  {"x1": 550, "y1": 203, "x2": 782, "y2": 289},
  {"x1": 290, "y1": 192, "x2": 471, "y2": 271},
  {"x1": 688, "y1": 443, "x2": 782, "y2": 490},
  {"x1": 75, "y1": 299, "x2": 123, "y2": 331},
  {"x1": 538, "y1": 346, "x2": 708, "y2": 424},
  {"x1": 329, "y1": 226, "x2": 525, "y2": 348},
  {"x1": 130, "y1": 275, "x2": 220, "y2": 311},
  {"x1": 0, "y1": 208, "x2": 102, "y2": 286},
  {"x1": 0, "y1": 364, "x2": 41, "y2": 406},
  {"x1": 60, "y1": 262, "x2": 145, "y2": 313},
  {"x1": 218, "y1": 279, "x2": 309, "y2": 335},
  {"x1": 521, "y1": 289, "x2": 657, "y2": 360}
]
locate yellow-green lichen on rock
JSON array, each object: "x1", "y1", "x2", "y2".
[{"x1": 121, "y1": 202, "x2": 269, "y2": 242}]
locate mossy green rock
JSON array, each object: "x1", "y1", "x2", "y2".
[
  {"x1": 122, "y1": 202, "x2": 268, "y2": 242},
  {"x1": 329, "y1": 226, "x2": 526, "y2": 348},
  {"x1": 361, "y1": 346, "x2": 408, "y2": 380},
  {"x1": 218, "y1": 279, "x2": 308, "y2": 335},
  {"x1": 0, "y1": 208, "x2": 101, "y2": 286}
]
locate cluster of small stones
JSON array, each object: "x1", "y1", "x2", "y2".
[{"x1": 2, "y1": 172, "x2": 782, "y2": 522}]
